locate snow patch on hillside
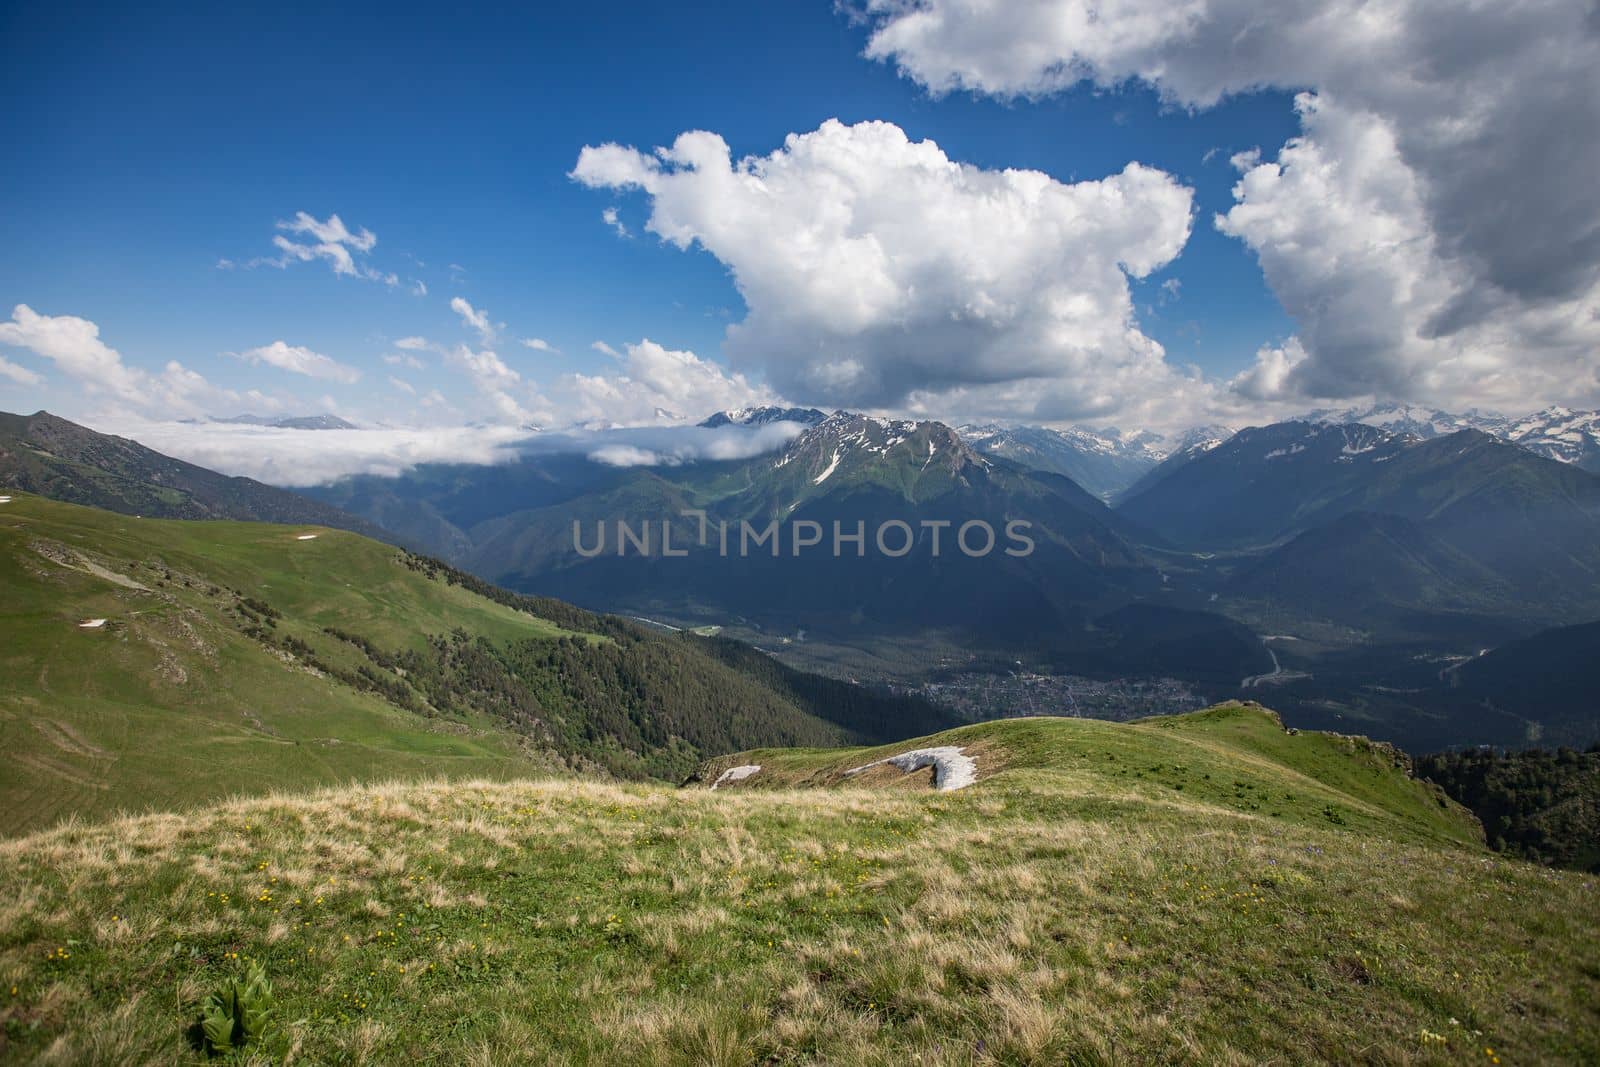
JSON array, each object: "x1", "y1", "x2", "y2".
[
  {"x1": 846, "y1": 746, "x2": 977, "y2": 791},
  {"x1": 813, "y1": 449, "x2": 842, "y2": 484},
  {"x1": 711, "y1": 765, "x2": 761, "y2": 790}
]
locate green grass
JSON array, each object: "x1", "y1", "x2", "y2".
[
  {"x1": 703, "y1": 704, "x2": 1481, "y2": 850},
  {"x1": 1, "y1": 709, "x2": 1595, "y2": 1063},
  {"x1": 0, "y1": 493, "x2": 585, "y2": 835}
]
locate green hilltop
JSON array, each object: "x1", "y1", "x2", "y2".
[
  {"x1": 695, "y1": 703, "x2": 1482, "y2": 850},
  {"x1": 0, "y1": 706, "x2": 1595, "y2": 1063}
]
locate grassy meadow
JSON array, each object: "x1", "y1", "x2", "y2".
[
  {"x1": 1, "y1": 707, "x2": 1595, "y2": 1064},
  {"x1": 0, "y1": 492, "x2": 579, "y2": 835}
]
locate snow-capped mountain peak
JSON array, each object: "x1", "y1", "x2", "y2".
[
  {"x1": 1303, "y1": 401, "x2": 1508, "y2": 440},
  {"x1": 774, "y1": 413, "x2": 985, "y2": 484},
  {"x1": 698, "y1": 406, "x2": 827, "y2": 428},
  {"x1": 1302, "y1": 401, "x2": 1600, "y2": 472},
  {"x1": 1503, "y1": 407, "x2": 1600, "y2": 470}
]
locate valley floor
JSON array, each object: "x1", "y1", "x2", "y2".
[{"x1": 1, "y1": 745, "x2": 1595, "y2": 1064}]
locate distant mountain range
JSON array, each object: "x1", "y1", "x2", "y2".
[
  {"x1": 312, "y1": 409, "x2": 1268, "y2": 683},
  {"x1": 307, "y1": 408, "x2": 1600, "y2": 655},
  {"x1": 11, "y1": 405, "x2": 1600, "y2": 749},
  {"x1": 1305, "y1": 402, "x2": 1600, "y2": 472},
  {"x1": 947, "y1": 404, "x2": 1600, "y2": 499},
  {"x1": 460, "y1": 410, "x2": 1165, "y2": 644},
  {"x1": 1122, "y1": 419, "x2": 1600, "y2": 633},
  {"x1": 1501, "y1": 408, "x2": 1600, "y2": 471},
  {"x1": 210, "y1": 413, "x2": 360, "y2": 430},
  {"x1": 1302, "y1": 402, "x2": 1506, "y2": 440},
  {"x1": 957, "y1": 422, "x2": 1240, "y2": 501}
]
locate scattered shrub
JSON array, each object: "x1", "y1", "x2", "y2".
[{"x1": 199, "y1": 962, "x2": 278, "y2": 1055}]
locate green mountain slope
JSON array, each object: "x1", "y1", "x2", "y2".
[
  {"x1": 1436, "y1": 619, "x2": 1600, "y2": 746},
  {"x1": 698, "y1": 702, "x2": 1481, "y2": 849},
  {"x1": 1120, "y1": 422, "x2": 1600, "y2": 550},
  {"x1": 1228, "y1": 510, "x2": 1516, "y2": 629},
  {"x1": 1116, "y1": 421, "x2": 1409, "y2": 546},
  {"x1": 1125, "y1": 421, "x2": 1600, "y2": 632},
  {"x1": 1, "y1": 706, "x2": 1594, "y2": 1063},
  {"x1": 0, "y1": 493, "x2": 957, "y2": 835},
  {"x1": 0, "y1": 410, "x2": 384, "y2": 537}
]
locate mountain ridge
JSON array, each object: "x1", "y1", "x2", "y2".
[{"x1": 0, "y1": 409, "x2": 385, "y2": 538}]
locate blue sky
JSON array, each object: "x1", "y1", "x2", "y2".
[
  {"x1": 1, "y1": 0, "x2": 1594, "y2": 473},
  {"x1": 0, "y1": 3, "x2": 1294, "y2": 418}
]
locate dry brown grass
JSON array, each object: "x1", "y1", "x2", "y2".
[{"x1": 0, "y1": 772, "x2": 1593, "y2": 1064}]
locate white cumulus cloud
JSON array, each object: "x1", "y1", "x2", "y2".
[
  {"x1": 450, "y1": 297, "x2": 496, "y2": 343},
  {"x1": 565, "y1": 339, "x2": 775, "y2": 427},
  {"x1": 444, "y1": 343, "x2": 542, "y2": 424},
  {"x1": 238, "y1": 341, "x2": 362, "y2": 385},
  {"x1": 857, "y1": 0, "x2": 1600, "y2": 411},
  {"x1": 0, "y1": 354, "x2": 44, "y2": 386},
  {"x1": 573, "y1": 118, "x2": 1195, "y2": 423},
  {"x1": 0, "y1": 304, "x2": 232, "y2": 416},
  {"x1": 238, "y1": 211, "x2": 399, "y2": 286}
]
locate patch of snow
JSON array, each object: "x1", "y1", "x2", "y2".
[
  {"x1": 846, "y1": 746, "x2": 977, "y2": 791},
  {"x1": 0, "y1": 495, "x2": 12, "y2": 503},
  {"x1": 711, "y1": 764, "x2": 761, "y2": 790},
  {"x1": 78, "y1": 618, "x2": 107, "y2": 629},
  {"x1": 813, "y1": 449, "x2": 841, "y2": 485},
  {"x1": 296, "y1": 533, "x2": 320, "y2": 541}
]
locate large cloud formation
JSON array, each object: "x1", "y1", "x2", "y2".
[
  {"x1": 857, "y1": 0, "x2": 1600, "y2": 410},
  {"x1": 0, "y1": 304, "x2": 235, "y2": 416},
  {"x1": 87, "y1": 418, "x2": 535, "y2": 487},
  {"x1": 573, "y1": 119, "x2": 1195, "y2": 423},
  {"x1": 567, "y1": 339, "x2": 776, "y2": 427}
]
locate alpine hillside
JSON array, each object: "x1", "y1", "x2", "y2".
[
  {"x1": 0, "y1": 492, "x2": 958, "y2": 836},
  {"x1": 0, "y1": 410, "x2": 383, "y2": 537}
]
